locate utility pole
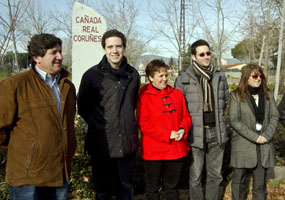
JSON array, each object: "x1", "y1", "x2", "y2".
[
  {"x1": 179, "y1": 0, "x2": 185, "y2": 70},
  {"x1": 274, "y1": 0, "x2": 285, "y2": 99}
]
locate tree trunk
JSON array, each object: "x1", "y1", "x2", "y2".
[
  {"x1": 264, "y1": 35, "x2": 269, "y2": 80},
  {"x1": 274, "y1": 0, "x2": 285, "y2": 99},
  {"x1": 217, "y1": 0, "x2": 221, "y2": 66},
  {"x1": 8, "y1": 0, "x2": 20, "y2": 73},
  {"x1": 258, "y1": 35, "x2": 265, "y2": 67}
]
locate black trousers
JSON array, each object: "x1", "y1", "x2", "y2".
[
  {"x1": 231, "y1": 145, "x2": 267, "y2": 200},
  {"x1": 90, "y1": 154, "x2": 136, "y2": 200},
  {"x1": 143, "y1": 159, "x2": 183, "y2": 200}
]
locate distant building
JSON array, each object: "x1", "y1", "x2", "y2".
[
  {"x1": 226, "y1": 58, "x2": 245, "y2": 65},
  {"x1": 220, "y1": 61, "x2": 246, "y2": 85},
  {"x1": 135, "y1": 55, "x2": 178, "y2": 70},
  {"x1": 221, "y1": 63, "x2": 246, "y2": 71}
]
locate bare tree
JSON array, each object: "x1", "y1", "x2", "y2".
[
  {"x1": 239, "y1": 0, "x2": 283, "y2": 90},
  {"x1": 273, "y1": 0, "x2": 285, "y2": 94},
  {"x1": 259, "y1": 1, "x2": 274, "y2": 79},
  {"x1": 0, "y1": 22, "x2": 12, "y2": 75},
  {"x1": 149, "y1": 0, "x2": 197, "y2": 63},
  {"x1": 52, "y1": 0, "x2": 92, "y2": 71},
  {"x1": 197, "y1": 0, "x2": 245, "y2": 66},
  {"x1": 0, "y1": 30, "x2": 11, "y2": 59},
  {"x1": 275, "y1": 0, "x2": 285, "y2": 98},
  {"x1": 53, "y1": 0, "x2": 91, "y2": 38},
  {"x1": 92, "y1": 0, "x2": 153, "y2": 65},
  {"x1": 245, "y1": 0, "x2": 278, "y2": 79},
  {"x1": 248, "y1": 5, "x2": 256, "y2": 62},
  {"x1": 20, "y1": 0, "x2": 56, "y2": 41},
  {"x1": 0, "y1": 0, "x2": 30, "y2": 73}
]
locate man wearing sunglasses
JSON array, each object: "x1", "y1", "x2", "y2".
[{"x1": 175, "y1": 39, "x2": 229, "y2": 200}]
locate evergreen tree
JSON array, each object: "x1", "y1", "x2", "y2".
[{"x1": 168, "y1": 57, "x2": 175, "y2": 67}]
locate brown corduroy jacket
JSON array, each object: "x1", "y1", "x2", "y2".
[{"x1": 0, "y1": 67, "x2": 76, "y2": 187}]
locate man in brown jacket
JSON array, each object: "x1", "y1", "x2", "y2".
[{"x1": 0, "y1": 33, "x2": 76, "y2": 200}]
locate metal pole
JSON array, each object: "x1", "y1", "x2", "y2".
[{"x1": 179, "y1": 0, "x2": 185, "y2": 70}]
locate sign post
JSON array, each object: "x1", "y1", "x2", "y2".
[{"x1": 72, "y1": 2, "x2": 107, "y2": 91}]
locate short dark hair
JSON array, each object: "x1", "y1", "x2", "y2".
[
  {"x1": 191, "y1": 39, "x2": 210, "y2": 55},
  {"x1": 101, "y1": 29, "x2": 127, "y2": 49},
  {"x1": 145, "y1": 59, "x2": 169, "y2": 79},
  {"x1": 28, "y1": 33, "x2": 62, "y2": 67}
]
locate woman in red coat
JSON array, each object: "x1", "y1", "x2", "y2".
[{"x1": 137, "y1": 59, "x2": 192, "y2": 200}]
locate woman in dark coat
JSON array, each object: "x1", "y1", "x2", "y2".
[
  {"x1": 229, "y1": 63, "x2": 279, "y2": 200},
  {"x1": 137, "y1": 59, "x2": 191, "y2": 200}
]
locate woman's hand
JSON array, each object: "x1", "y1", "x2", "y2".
[
  {"x1": 170, "y1": 131, "x2": 179, "y2": 140},
  {"x1": 170, "y1": 129, "x2": 185, "y2": 141},
  {"x1": 256, "y1": 136, "x2": 268, "y2": 144},
  {"x1": 175, "y1": 129, "x2": 185, "y2": 141}
]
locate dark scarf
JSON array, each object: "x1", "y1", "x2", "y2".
[
  {"x1": 101, "y1": 55, "x2": 129, "y2": 79},
  {"x1": 193, "y1": 61, "x2": 214, "y2": 112},
  {"x1": 248, "y1": 86, "x2": 265, "y2": 124}
]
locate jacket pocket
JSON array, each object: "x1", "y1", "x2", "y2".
[{"x1": 26, "y1": 140, "x2": 36, "y2": 176}]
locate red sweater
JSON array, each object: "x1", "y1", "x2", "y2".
[{"x1": 137, "y1": 84, "x2": 191, "y2": 160}]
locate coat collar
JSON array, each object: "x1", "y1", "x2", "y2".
[
  {"x1": 180, "y1": 64, "x2": 221, "y2": 84},
  {"x1": 31, "y1": 67, "x2": 71, "y2": 90},
  {"x1": 140, "y1": 83, "x2": 174, "y2": 95}
]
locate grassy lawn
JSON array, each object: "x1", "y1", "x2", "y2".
[{"x1": 0, "y1": 69, "x2": 7, "y2": 81}]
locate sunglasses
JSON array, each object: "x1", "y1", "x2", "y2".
[
  {"x1": 198, "y1": 52, "x2": 211, "y2": 57},
  {"x1": 250, "y1": 74, "x2": 264, "y2": 80}
]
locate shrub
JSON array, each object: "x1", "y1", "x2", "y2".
[
  {"x1": 69, "y1": 115, "x2": 95, "y2": 199},
  {"x1": 0, "y1": 151, "x2": 9, "y2": 199}
]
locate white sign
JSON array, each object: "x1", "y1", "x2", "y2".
[{"x1": 72, "y1": 2, "x2": 107, "y2": 91}]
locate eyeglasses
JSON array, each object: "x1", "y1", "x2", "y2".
[
  {"x1": 198, "y1": 52, "x2": 211, "y2": 57},
  {"x1": 250, "y1": 74, "x2": 264, "y2": 80}
]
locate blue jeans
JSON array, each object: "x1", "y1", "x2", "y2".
[
  {"x1": 189, "y1": 127, "x2": 224, "y2": 200},
  {"x1": 9, "y1": 179, "x2": 69, "y2": 200},
  {"x1": 90, "y1": 154, "x2": 136, "y2": 200}
]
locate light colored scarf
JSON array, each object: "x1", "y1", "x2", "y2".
[{"x1": 193, "y1": 61, "x2": 214, "y2": 112}]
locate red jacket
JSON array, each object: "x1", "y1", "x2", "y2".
[{"x1": 137, "y1": 83, "x2": 191, "y2": 160}]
